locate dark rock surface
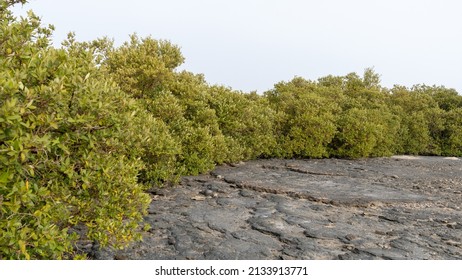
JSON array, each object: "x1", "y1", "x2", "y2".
[{"x1": 93, "y1": 156, "x2": 462, "y2": 260}]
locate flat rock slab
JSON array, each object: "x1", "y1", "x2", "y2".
[
  {"x1": 212, "y1": 159, "x2": 430, "y2": 206},
  {"x1": 93, "y1": 156, "x2": 462, "y2": 260}
]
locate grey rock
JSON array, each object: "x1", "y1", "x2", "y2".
[
  {"x1": 94, "y1": 156, "x2": 462, "y2": 260},
  {"x1": 203, "y1": 189, "x2": 214, "y2": 196}
]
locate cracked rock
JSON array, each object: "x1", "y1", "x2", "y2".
[{"x1": 94, "y1": 156, "x2": 462, "y2": 260}]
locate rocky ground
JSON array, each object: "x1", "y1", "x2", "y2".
[{"x1": 92, "y1": 156, "x2": 462, "y2": 260}]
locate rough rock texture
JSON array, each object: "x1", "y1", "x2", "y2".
[{"x1": 93, "y1": 156, "x2": 462, "y2": 260}]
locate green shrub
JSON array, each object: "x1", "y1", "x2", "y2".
[
  {"x1": 208, "y1": 86, "x2": 276, "y2": 160},
  {"x1": 266, "y1": 78, "x2": 340, "y2": 158},
  {"x1": 104, "y1": 34, "x2": 184, "y2": 99},
  {"x1": 389, "y1": 85, "x2": 446, "y2": 155},
  {"x1": 102, "y1": 40, "x2": 232, "y2": 176},
  {"x1": 441, "y1": 108, "x2": 462, "y2": 156},
  {"x1": 0, "y1": 5, "x2": 152, "y2": 259},
  {"x1": 413, "y1": 85, "x2": 462, "y2": 111},
  {"x1": 330, "y1": 108, "x2": 398, "y2": 159}
]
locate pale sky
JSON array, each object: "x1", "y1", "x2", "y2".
[{"x1": 12, "y1": 0, "x2": 462, "y2": 94}]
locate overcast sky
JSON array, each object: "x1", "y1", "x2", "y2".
[{"x1": 12, "y1": 0, "x2": 462, "y2": 94}]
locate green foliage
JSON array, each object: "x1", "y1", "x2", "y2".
[
  {"x1": 389, "y1": 85, "x2": 448, "y2": 155},
  {"x1": 413, "y1": 85, "x2": 462, "y2": 111},
  {"x1": 208, "y1": 86, "x2": 276, "y2": 160},
  {"x1": 102, "y1": 35, "x2": 279, "y2": 174},
  {"x1": 331, "y1": 81, "x2": 400, "y2": 158},
  {"x1": 2, "y1": 0, "x2": 462, "y2": 260},
  {"x1": 440, "y1": 108, "x2": 462, "y2": 156},
  {"x1": 104, "y1": 34, "x2": 184, "y2": 99},
  {"x1": 1, "y1": 4, "x2": 151, "y2": 259},
  {"x1": 266, "y1": 78, "x2": 339, "y2": 158},
  {"x1": 331, "y1": 107, "x2": 397, "y2": 158}
]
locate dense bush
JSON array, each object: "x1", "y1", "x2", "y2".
[
  {"x1": 208, "y1": 86, "x2": 277, "y2": 160},
  {"x1": 265, "y1": 78, "x2": 340, "y2": 158},
  {"x1": 265, "y1": 72, "x2": 401, "y2": 159},
  {"x1": 440, "y1": 108, "x2": 462, "y2": 156},
  {"x1": 2, "y1": 0, "x2": 462, "y2": 259},
  {"x1": 331, "y1": 107, "x2": 398, "y2": 158},
  {"x1": 330, "y1": 72, "x2": 401, "y2": 158},
  {"x1": 100, "y1": 37, "x2": 228, "y2": 176},
  {"x1": 387, "y1": 85, "x2": 462, "y2": 155},
  {"x1": 102, "y1": 36, "x2": 277, "y2": 173},
  {"x1": 1, "y1": 2, "x2": 154, "y2": 259}
]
